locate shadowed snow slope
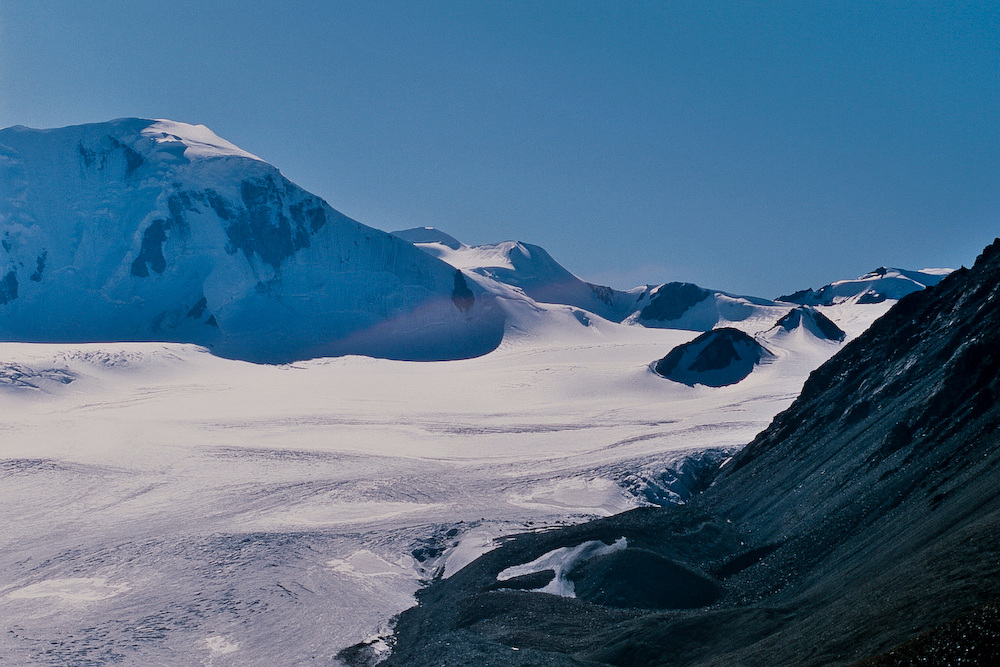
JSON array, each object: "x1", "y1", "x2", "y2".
[
  {"x1": 376, "y1": 239, "x2": 1000, "y2": 666},
  {"x1": 0, "y1": 120, "x2": 504, "y2": 362}
]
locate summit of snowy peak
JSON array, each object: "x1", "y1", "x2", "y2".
[
  {"x1": 766, "y1": 306, "x2": 846, "y2": 343},
  {"x1": 143, "y1": 119, "x2": 263, "y2": 162},
  {"x1": 394, "y1": 230, "x2": 538, "y2": 273},
  {"x1": 398, "y1": 230, "x2": 639, "y2": 321},
  {"x1": 855, "y1": 266, "x2": 950, "y2": 283},
  {"x1": 392, "y1": 227, "x2": 464, "y2": 250},
  {"x1": 0, "y1": 118, "x2": 263, "y2": 167}
]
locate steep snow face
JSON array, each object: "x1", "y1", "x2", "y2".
[
  {"x1": 778, "y1": 267, "x2": 951, "y2": 306},
  {"x1": 0, "y1": 120, "x2": 504, "y2": 362},
  {"x1": 394, "y1": 227, "x2": 642, "y2": 323}
]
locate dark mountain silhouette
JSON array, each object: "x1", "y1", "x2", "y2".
[{"x1": 359, "y1": 238, "x2": 1000, "y2": 666}]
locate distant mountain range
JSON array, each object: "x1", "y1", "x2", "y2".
[
  {"x1": 394, "y1": 225, "x2": 946, "y2": 387},
  {"x1": 0, "y1": 119, "x2": 948, "y2": 364},
  {"x1": 394, "y1": 226, "x2": 934, "y2": 334}
]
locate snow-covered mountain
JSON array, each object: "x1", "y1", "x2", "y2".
[
  {"x1": 393, "y1": 227, "x2": 642, "y2": 323},
  {"x1": 765, "y1": 305, "x2": 845, "y2": 343},
  {"x1": 0, "y1": 117, "x2": 950, "y2": 367},
  {"x1": 395, "y1": 227, "x2": 796, "y2": 333},
  {"x1": 0, "y1": 120, "x2": 504, "y2": 362},
  {"x1": 625, "y1": 282, "x2": 790, "y2": 332},
  {"x1": 0, "y1": 119, "x2": 980, "y2": 667},
  {"x1": 777, "y1": 266, "x2": 950, "y2": 306}
]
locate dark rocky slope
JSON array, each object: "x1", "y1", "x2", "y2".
[
  {"x1": 653, "y1": 328, "x2": 773, "y2": 387},
  {"x1": 362, "y1": 238, "x2": 1000, "y2": 666},
  {"x1": 770, "y1": 305, "x2": 845, "y2": 341}
]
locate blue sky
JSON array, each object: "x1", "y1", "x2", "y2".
[{"x1": 1, "y1": 1, "x2": 996, "y2": 296}]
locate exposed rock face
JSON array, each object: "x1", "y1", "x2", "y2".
[
  {"x1": 369, "y1": 239, "x2": 1000, "y2": 666},
  {"x1": 770, "y1": 305, "x2": 846, "y2": 342},
  {"x1": 628, "y1": 282, "x2": 789, "y2": 332},
  {"x1": 637, "y1": 282, "x2": 711, "y2": 322},
  {"x1": 0, "y1": 120, "x2": 504, "y2": 362},
  {"x1": 653, "y1": 328, "x2": 773, "y2": 387}
]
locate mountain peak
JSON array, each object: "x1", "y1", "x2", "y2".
[
  {"x1": 392, "y1": 227, "x2": 463, "y2": 250},
  {"x1": 0, "y1": 119, "x2": 504, "y2": 362},
  {"x1": 143, "y1": 119, "x2": 263, "y2": 162},
  {"x1": 770, "y1": 306, "x2": 846, "y2": 342},
  {"x1": 1, "y1": 118, "x2": 264, "y2": 174}
]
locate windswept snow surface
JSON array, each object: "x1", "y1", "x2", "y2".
[{"x1": 0, "y1": 301, "x2": 889, "y2": 665}]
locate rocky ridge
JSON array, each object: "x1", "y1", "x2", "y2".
[{"x1": 366, "y1": 238, "x2": 1000, "y2": 666}]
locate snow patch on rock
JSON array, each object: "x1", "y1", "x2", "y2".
[{"x1": 496, "y1": 538, "x2": 627, "y2": 598}]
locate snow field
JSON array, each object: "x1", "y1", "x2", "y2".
[{"x1": 0, "y1": 303, "x2": 884, "y2": 664}]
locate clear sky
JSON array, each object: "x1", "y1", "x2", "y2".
[{"x1": 1, "y1": 1, "x2": 997, "y2": 297}]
